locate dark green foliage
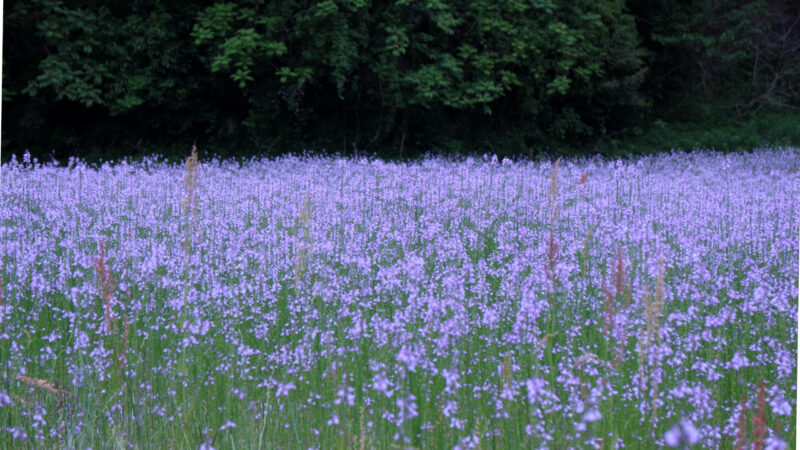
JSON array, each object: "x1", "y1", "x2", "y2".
[
  {"x1": 187, "y1": 0, "x2": 647, "y2": 156},
  {"x1": 4, "y1": 0, "x2": 248, "y2": 161},
  {"x1": 630, "y1": 0, "x2": 799, "y2": 116},
  {"x1": 2, "y1": 0, "x2": 798, "y2": 162},
  {"x1": 598, "y1": 109, "x2": 800, "y2": 157}
]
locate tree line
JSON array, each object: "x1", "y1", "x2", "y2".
[{"x1": 3, "y1": 0, "x2": 799, "y2": 162}]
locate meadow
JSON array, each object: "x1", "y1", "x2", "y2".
[{"x1": 0, "y1": 148, "x2": 797, "y2": 448}]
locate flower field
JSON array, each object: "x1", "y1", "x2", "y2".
[{"x1": 0, "y1": 148, "x2": 797, "y2": 448}]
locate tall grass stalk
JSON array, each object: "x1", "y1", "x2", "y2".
[{"x1": 544, "y1": 157, "x2": 562, "y2": 297}]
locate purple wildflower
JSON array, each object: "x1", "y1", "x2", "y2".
[
  {"x1": 276, "y1": 382, "x2": 296, "y2": 397},
  {"x1": 664, "y1": 419, "x2": 701, "y2": 447},
  {"x1": 219, "y1": 420, "x2": 236, "y2": 431}
]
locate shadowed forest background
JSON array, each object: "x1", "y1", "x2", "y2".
[{"x1": 3, "y1": 0, "x2": 799, "y2": 162}]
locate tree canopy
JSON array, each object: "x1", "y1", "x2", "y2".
[{"x1": 3, "y1": 0, "x2": 799, "y2": 161}]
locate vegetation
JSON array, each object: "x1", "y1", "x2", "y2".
[
  {"x1": 3, "y1": 0, "x2": 799, "y2": 161},
  {"x1": 1, "y1": 149, "x2": 796, "y2": 447}
]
